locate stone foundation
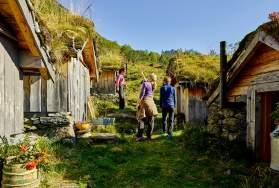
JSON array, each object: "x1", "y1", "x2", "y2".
[
  {"x1": 207, "y1": 102, "x2": 247, "y2": 141},
  {"x1": 24, "y1": 112, "x2": 75, "y2": 141}
]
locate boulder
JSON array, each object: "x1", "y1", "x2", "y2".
[{"x1": 223, "y1": 109, "x2": 235, "y2": 118}]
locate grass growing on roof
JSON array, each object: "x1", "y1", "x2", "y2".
[
  {"x1": 167, "y1": 52, "x2": 219, "y2": 83},
  {"x1": 31, "y1": 0, "x2": 95, "y2": 63}
]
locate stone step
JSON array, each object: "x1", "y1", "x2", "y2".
[{"x1": 92, "y1": 133, "x2": 118, "y2": 140}]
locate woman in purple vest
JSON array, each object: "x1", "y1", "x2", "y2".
[{"x1": 136, "y1": 73, "x2": 158, "y2": 141}]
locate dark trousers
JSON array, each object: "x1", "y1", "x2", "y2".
[
  {"x1": 118, "y1": 86, "x2": 125, "y2": 109},
  {"x1": 137, "y1": 116, "x2": 155, "y2": 139},
  {"x1": 162, "y1": 107, "x2": 174, "y2": 135}
]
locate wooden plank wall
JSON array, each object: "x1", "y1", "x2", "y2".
[
  {"x1": 23, "y1": 58, "x2": 90, "y2": 122},
  {"x1": 92, "y1": 70, "x2": 116, "y2": 94},
  {"x1": 67, "y1": 58, "x2": 90, "y2": 121},
  {"x1": 188, "y1": 88, "x2": 207, "y2": 123},
  {"x1": 176, "y1": 86, "x2": 207, "y2": 123},
  {"x1": 0, "y1": 34, "x2": 23, "y2": 139},
  {"x1": 228, "y1": 45, "x2": 279, "y2": 97},
  {"x1": 176, "y1": 86, "x2": 188, "y2": 118}
]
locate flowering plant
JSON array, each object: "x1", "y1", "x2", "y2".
[
  {"x1": 269, "y1": 12, "x2": 279, "y2": 22},
  {"x1": 0, "y1": 136, "x2": 50, "y2": 170}
]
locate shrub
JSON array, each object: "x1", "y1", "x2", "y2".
[{"x1": 182, "y1": 124, "x2": 249, "y2": 160}]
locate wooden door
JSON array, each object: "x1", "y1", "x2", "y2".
[{"x1": 260, "y1": 93, "x2": 272, "y2": 162}]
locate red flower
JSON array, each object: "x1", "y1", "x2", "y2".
[
  {"x1": 20, "y1": 145, "x2": 28, "y2": 153},
  {"x1": 25, "y1": 161, "x2": 37, "y2": 170}
]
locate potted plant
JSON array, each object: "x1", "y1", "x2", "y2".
[{"x1": 0, "y1": 136, "x2": 50, "y2": 187}]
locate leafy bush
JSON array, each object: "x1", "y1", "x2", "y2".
[
  {"x1": 182, "y1": 124, "x2": 249, "y2": 160},
  {"x1": 241, "y1": 164, "x2": 273, "y2": 188},
  {"x1": 271, "y1": 102, "x2": 279, "y2": 120}
]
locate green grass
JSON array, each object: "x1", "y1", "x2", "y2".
[{"x1": 40, "y1": 131, "x2": 249, "y2": 188}]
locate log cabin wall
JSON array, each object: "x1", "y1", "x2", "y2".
[
  {"x1": 92, "y1": 70, "x2": 116, "y2": 94},
  {"x1": 227, "y1": 45, "x2": 279, "y2": 99},
  {"x1": 0, "y1": 31, "x2": 24, "y2": 140}
]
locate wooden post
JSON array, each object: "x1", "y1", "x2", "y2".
[
  {"x1": 125, "y1": 62, "x2": 128, "y2": 76},
  {"x1": 220, "y1": 41, "x2": 227, "y2": 108}
]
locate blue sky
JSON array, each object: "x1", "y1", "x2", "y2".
[{"x1": 60, "y1": 0, "x2": 279, "y2": 53}]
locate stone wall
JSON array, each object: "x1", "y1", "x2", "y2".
[
  {"x1": 24, "y1": 112, "x2": 75, "y2": 141},
  {"x1": 207, "y1": 102, "x2": 247, "y2": 141}
]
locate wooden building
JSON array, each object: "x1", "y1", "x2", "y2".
[
  {"x1": 208, "y1": 21, "x2": 279, "y2": 162},
  {"x1": 176, "y1": 81, "x2": 207, "y2": 123},
  {"x1": 24, "y1": 39, "x2": 98, "y2": 122},
  {"x1": 92, "y1": 68, "x2": 118, "y2": 94},
  {"x1": 0, "y1": 0, "x2": 55, "y2": 141}
]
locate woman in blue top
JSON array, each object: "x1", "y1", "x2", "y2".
[{"x1": 160, "y1": 76, "x2": 176, "y2": 138}]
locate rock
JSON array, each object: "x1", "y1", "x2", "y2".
[
  {"x1": 77, "y1": 132, "x2": 92, "y2": 138},
  {"x1": 54, "y1": 126, "x2": 76, "y2": 139},
  {"x1": 24, "y1": 124, "x2": 38, "y2": 131},
  {"x1": 40, "y1": 117, "x2": 70, "y2": 126},
  {"x1": 223, "y1": 118, "x2": 240, "y2": 126},
  {"x1": 92, "y1": 133, "x2": 118, "y2": 140},
  {"x1": 234, "y1": 113, "x2": 246, "y2": 120},
  {"x1": 223, "y1": 109, "x2": 235, "y2": 118},
  {"x1": 228, "y1": 133, "x2": 238, "y2": 141},
  {"x1": 207, "y1": 126, "x2": 221, "y2": 135},
  {"x1": 225, "y1": 169, "x2": 231, "y2": 175},
  {"x1": 32, "y1": 119, "x2": 40, "y2": 125},
  {"x1": 75, "y1": 128, "x2": 91, "y2": 135}
]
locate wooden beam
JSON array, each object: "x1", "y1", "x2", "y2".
[
  {"x1": 220, "y1": 41, "x2": 227, "y2": 108},
  {"x1": 7, "y1": 0, "x2": 40, "y2": 56},
  {"x1": 20, "y1": 51, "x2": 44, "y2": 69}
]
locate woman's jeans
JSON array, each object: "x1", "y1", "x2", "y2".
[{"x1": 162, "y1": 107, "x2": 174, "y2": 135}]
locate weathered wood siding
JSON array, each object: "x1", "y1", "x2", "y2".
[
  {"x1": 188, "y1": 88, "x2": 207, "y2": 123},
  {"x1": 228, "y1": 45, "x2": 279, "y2": 98},
  {"x1": 93, "y1": 70, "x2": 116, "y2": 94},
  {"x1": 47, "y1": 58, "x2": 90, "y2": 122},
  {"x1": 176, "y1": 86, "x2": 188, "y2": 116},
  {"x1": 176, "y1": 86, "x2": 207, "y2": 123},
  {"x1": 23, "y1": 58, "x2": 90, "y2": 122},
  {"x1": 0, "y1": 34, "x2": 23, "y2": 139}
]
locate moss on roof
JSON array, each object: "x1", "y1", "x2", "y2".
[
  {"x1": 227, "y1": 21, "x2": 279, "y2": 68},
  {"x1": 167, "y1": 53, "x2": 219, "y2": 84},
  {"x1": 31, "y1": 0, "x2": 96, "y2": 64}
]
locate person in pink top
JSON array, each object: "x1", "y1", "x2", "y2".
[{"x1": 116, "y1": 68, "x2": 126, "y2": 109}]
